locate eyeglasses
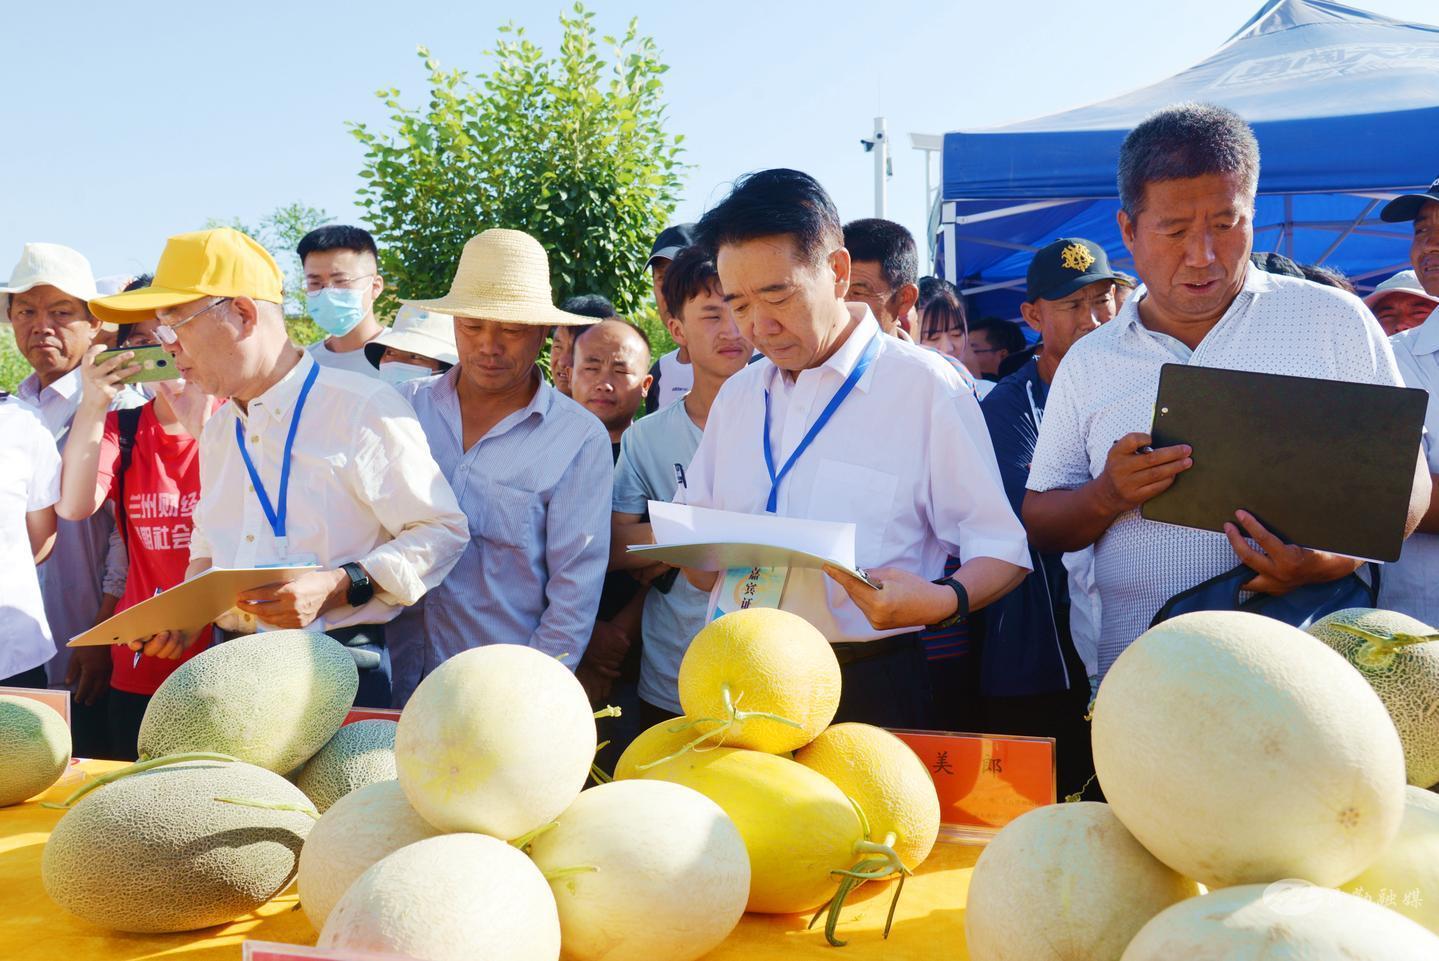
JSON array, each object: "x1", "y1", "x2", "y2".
[
  {"x1": 155, "y1": 297, "x2": 230, "y2": 345},
  {"x1": 304, "y1": 274, "x2": 375, "y2": 294}
]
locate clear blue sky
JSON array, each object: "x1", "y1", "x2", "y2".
[{"x1": 3, "y1": 0, "x2": 1435, "y2": 280}]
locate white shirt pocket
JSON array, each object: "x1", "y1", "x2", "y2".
[{"x1": 808, "y1": 459, "x2": 899, "y2": 564}]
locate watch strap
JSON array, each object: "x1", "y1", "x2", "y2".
[
  {"x1": 341, "y1": 562, "x2": 374, "y2": 607},
  {"x1": 927, "y1": 576, "x2": 969, "y2": 631}
]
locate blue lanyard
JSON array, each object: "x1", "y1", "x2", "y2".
[
  {"x1": 234, "y1": 361, "x2": 320, "y2": 542},
  {"x1": 762, "y1": 332, "x2": 880, "y2": 513}
]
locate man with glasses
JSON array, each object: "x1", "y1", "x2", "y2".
[
  {"x1": 1, "y1": 242, "x2": 139, "y2": 757},
  {"x1": 843, "y1": 219, "x2": 920, "y2": 341},
  {"x1": 299, "y1": 225, "x2": 387, "y2": 377},
  {"x1": 963, "y1": 316, "x2": 1026, "y2": 382},
  {"x1": 90, "y1": 227, "x2": 468, "y2": 708}
]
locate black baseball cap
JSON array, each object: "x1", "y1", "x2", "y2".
[
  {"x1": 1380, "y1": 178, "x2": 1439, "y2": 223},
  {"x1": 647, "y1": 223, "x2": 697, "y2": 269},
  {"x1": 1026, "y1": 238, "x2": 1117, "y2": 303}
]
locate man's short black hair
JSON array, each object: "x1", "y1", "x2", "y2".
[
  {"x1": 968, "y1": 315, "x2": 1026, "y2": 354},
  {"x1": 660, "y1": 246, "x2": 721, "y2": 321},
  {"x1": 1118, "y1": 103, "x2": 1260, "y2": 218},
  {"x1": 696, "y1": 168, "x2": 842, "y2": 266},
  {"x1": 1300, "y1": 263, "x2": 1356, "y2": 295},
  {"x1": 297, "y1": 224, "x2": 379, "y2": 264},
  {"x1": 843, "y1": 219, "x2": 918, "y2": 290},
  {"x1": 560, "y1": 294, "x2": 617, "y2": 320}
]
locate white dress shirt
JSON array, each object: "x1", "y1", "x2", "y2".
[
  {"x1": 680, "y1": 305, "x2": 1030, "y2": 645},
  {"x1": 398, "y1": 368, "x2": 613, "y2": 670},
  {"x1": 189, "y1": 352, "x2": 467, "y2": 631},
  {"x1": 1028, "y1": 267, "x2": 1406, "y2": 678},
  {"x1": 1384, "y1": 320, "x2": 1439, "y2": 624},
  {"x1": 17, "y1": 368, "x2": 138, "y2": 680},
  {"x1": 0, "y1": 395, "x2": 62, "y2": 678}
]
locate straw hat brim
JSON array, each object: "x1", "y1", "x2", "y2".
[{"x1": 400, "y1": 295, "x2": 596, "y2": 327}]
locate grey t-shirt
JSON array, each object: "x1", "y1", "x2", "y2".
[
  {"x1": 307, "y1": 338, "x2": 382, "y2": 377},
  {"x1": 613, "y1": 398, "x2": 706, "y2": 713}
]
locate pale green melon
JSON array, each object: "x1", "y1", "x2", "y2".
[
  {"x1": 0, "y1": 695, "x2": 70, "y2": 806},
  {"x1": 138, "y1": 631, "x2": 359, "y2": 773},
  {"x1": 1308, "y1": 608, "x2": 1439, "y2": 788},
  {"x1": 42, "y1": 759, "x2": 316, "y2": 932},
  {"x1": 297, "y1": 719, "x2": 398, "y2": 812}
]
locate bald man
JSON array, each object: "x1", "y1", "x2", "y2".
[{"x1": 572, "y1": 319, "x2": 654, "y2": 457}]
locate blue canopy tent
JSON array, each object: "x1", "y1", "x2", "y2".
[{"x1": 936, "y1": 0, "x2": 1439, "y2": 320}]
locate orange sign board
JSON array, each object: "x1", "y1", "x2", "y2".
[
  {"x1": 343, "y1": 707, "x2": 401, "y2": 725},
  {"x1": 891, "y1": 729, "x2": 1055, "y2": 837},
  {"x1": 0, "y1": 685, "x2": 70, "y2": 727}
]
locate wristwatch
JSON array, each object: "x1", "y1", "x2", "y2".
[
  {"x1": 927, "y1": 577, "x2": 969, "y2": 631},
  {"x1": 341, "y1": 562, "x2": 375, "y2": 608}
]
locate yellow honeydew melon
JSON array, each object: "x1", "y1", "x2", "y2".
[
  {"x1": 42, "y1": 759, "x2": 315, "y2": 932},
  {"x1": 677, "y1": 609, "x2": 841, "y2": 754},
  {"x1": 396, "y1": 644, "x2": 595, "y2": 839},
  {"x1": 613, "y1": 716, "x2": 726, "y2": 781},
  {"x1": 1093, "y1": 610, "x2": 1405, "y2": 888},
  {"x1": 794, "y1": 722, "x2": 940, "y2": 871},
  {"x1": 137, "y1": 630, "x2": 358, "y2": 773},
  {"x1": 965, "y1": 801, "x2": 1199, "y2": 960},
  {"x1": 1341, "y1": 785, "x2": 1439, "y2": 934},
  {"x1": 297, "y1": 779, "x2": 443, "y2": 932},
  {"x1": 638, "y1": 745, "x2": 884, "y2": 915},
  {"x1": 0, "y1": 695, "x2": 70, "y2": 806},
  {"x1": 319, "y1": 833, "x2": 560, "y2": 961},
  {"x1": 1308, "y1": 608, "x2": 1439, "y2": 788},
  {"x1": 1120, "y1": 883, "x2": 1439, "y2": 959},
  {"x1": 296, "y1": 718, "x2": 398, "y2": 812},
  {"x1": 527, "y1": 780, "x2": 750, "y2": 961}
]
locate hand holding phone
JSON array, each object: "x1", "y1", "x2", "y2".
[{"x1": 96, "y1": 344, "x2": 182, "y2": 384}]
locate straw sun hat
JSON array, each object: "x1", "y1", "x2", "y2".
[{"x1": 403, "y1": 228, "x2": 594, "y2": 326}]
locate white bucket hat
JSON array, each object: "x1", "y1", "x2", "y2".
[
  {"x1": 1364, "y1": 269, "x2": 1439, "y2": 307},
  {"x1": 0, "y1": 243, "x2": 100, "y2": 323},
  {"x1": 402, "y1": 228, "x2": 594, "y2": 326},
  {"x1": 365, "y1": 305, "x2": 460, "y2": 369}
]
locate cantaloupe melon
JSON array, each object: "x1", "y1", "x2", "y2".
[
  {"x1": 613, "y1": 716, "x2": 725, "y2": 781},
  {"x1": 42, "y1": 759, "x2": 315, "y2": 932},
  {"x1": 319, "y1": 833, "x2": 561, "y2": 961},
  {"x1": 138, "y1": 630, "x2": 358, "y2": 774},
  {"x1": 965, "y1": 802, "x2": 1199, "y2": 960},
  {"x1": 1121, "y1": 883, "x2": 1439, "y2": 959},
  {"x1": 638, "y1": 745, "x2": 878, "y2": 916},
  {"x1": 1341, "y1": 785, "x2": 1439, "y2": 935},
  {"x1": 1308, "y1": 608, "x2": 1439, "y2": 788},
  {"x1": 0, "y1": 695, "x2": 70, "y2": 806},
  {"x1": 527, "y1": 780, "x2": 750, "y2": 961},
  {"x1": 297, "y1": 719, "x2": 397, "y2": 812},
  {"x1": 396, "y1": 644, "x2": 595, "y2": 839},
  {"x1": 297, "y1": 779, "x2": 443, "y2": 932},
  {"x1": 676, "y1": 609, "x2": 840, "y2": 754},
  {"x1": 794, "y1": 723, "x2": 940, "y2": 871},
  {"x1": 1092, "y1": 610, "x2": 1405, "y2": 888}
]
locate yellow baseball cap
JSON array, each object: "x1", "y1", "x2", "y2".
[{"x1": 89, "y1": 227, "x2": 284, "y2": 326}]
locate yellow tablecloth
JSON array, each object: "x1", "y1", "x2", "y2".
[{"x1": 1, "y1": 761, "x2": 981, "y2": 960}]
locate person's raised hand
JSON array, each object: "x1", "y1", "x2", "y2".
[
  {"x1": 1096, "y1": 432, "x2": 1193, "y2": 514},
  {"x1": 78, "y1": 343, "x2": 140, "y2": 411},
  {"x1": 126, "y1": 629, "x2": 196, "y2": 660}
]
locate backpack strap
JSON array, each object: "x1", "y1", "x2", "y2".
[{"x1": 114, "y1": 405, "x2": 145, "y2": 549}]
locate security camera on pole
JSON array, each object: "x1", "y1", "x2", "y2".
[{"x1": 860, "y1": 117, "x2": 889, "y2": 219}]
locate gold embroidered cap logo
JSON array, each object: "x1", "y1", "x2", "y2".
[{"x1": 1060, "y1": 243, "x2": 1096, "y2": 273}]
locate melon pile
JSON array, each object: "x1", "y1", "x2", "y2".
[{"x1": 966, "y1": 609, "x2": 1439, "y2": 959}]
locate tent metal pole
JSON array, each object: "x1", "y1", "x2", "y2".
[
  {"x1": 1283, "y1": 195, "x2": 1294, "y2": 258},
  {"x1": 1312, "y1": 200, "x2": 1380, "y2": 266}
]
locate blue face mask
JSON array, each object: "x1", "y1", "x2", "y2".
[{"x1": 308, "y1": 287, "x2": 367, "y2": 337}]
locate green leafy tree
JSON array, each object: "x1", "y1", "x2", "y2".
[
  {"x1": 206, "y1": 202, "x2": 332, "y2": 342},
  {"x1": 350, "y1": 3, "x2": 685, "y2": 323}
]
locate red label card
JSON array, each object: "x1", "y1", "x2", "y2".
[{"x1": 891, "y1": 729, "x2": 1056, "y2": 837}]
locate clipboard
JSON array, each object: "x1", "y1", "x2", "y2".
[
  {"x1": 627, "y1": 542, "x2": 880, "y2": 589},
  {"x1": 67, "y1": 566, "x2": 318, "y2": 648},
  {"x1": 1141, "y1": 365, "x2": 1427, "y2": 562}
]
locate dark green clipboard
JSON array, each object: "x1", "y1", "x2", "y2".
[{"x1": 1140, "y1": 364, "x2": 1427, "y2": 563}]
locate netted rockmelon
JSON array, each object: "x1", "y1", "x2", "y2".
[
  {"x1": 42, "y1": 759, "x2": 315, "y2": 932},
  {"x1": 0, "y1": 695, "x2": 70, "y2": 806},
  {"x1": 1308, "y1": 608, "x2": 1439, "y2": 788},
  {"x1": 297, "y1": 719, "x2": 397, "y2": 812},
  {"x1": 138, "y1": 630, "x2": 358, "y2": 773}
]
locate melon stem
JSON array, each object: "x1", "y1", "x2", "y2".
[
  {"x1": 510, "y1": 820, "x2": 559, "y2": 851},
  {"x1": 638, "y1": 683, "x2": 802, "y2": 771},
  {"x1": 593, "y1": 706, "x2": 623, "y2": 719},
  {"x1": 1329, "y1": 622, "x2": 1439, "y2": 669},
  {"x1": 41, "y1": 752, "x2": 239, "y2": 810},
  {"x1": 542, "y1": 865, "x2": 599, "y2": 883},
  {"x1": 213, "y1": 797, "x2": 321, "y2": 820},
  {"x1": 814, "y1": 834, "x2": 912, "y2": 946}
]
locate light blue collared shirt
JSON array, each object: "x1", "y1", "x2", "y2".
[
  {"x1": 1385, "y1": 316, "x2": 1439, "y2": 624},
  {"x1": 399, "y1": 368, "x2": 613, "y2": 677}
]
